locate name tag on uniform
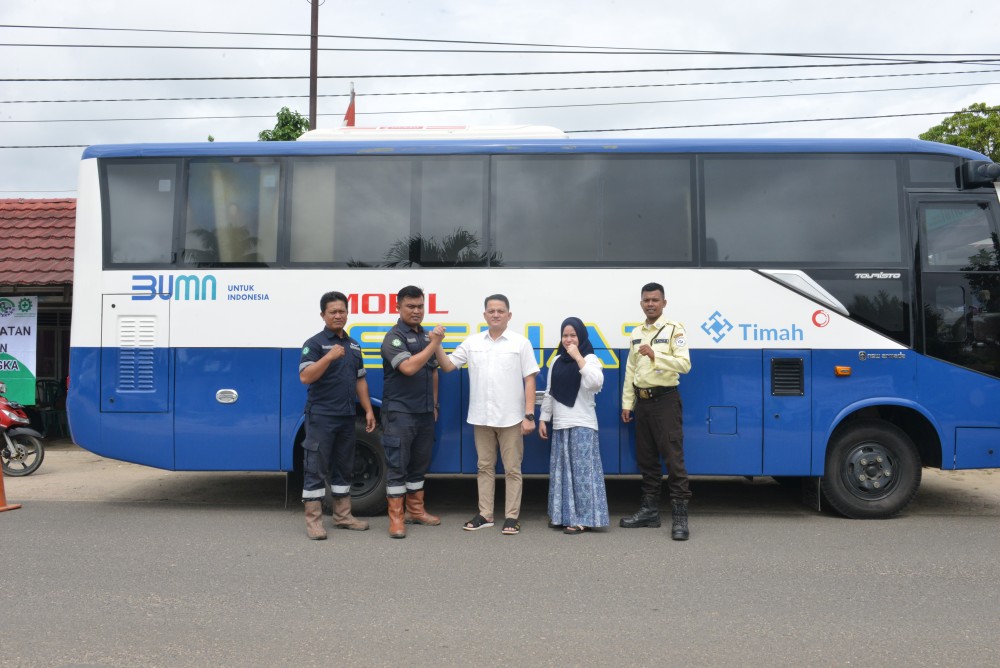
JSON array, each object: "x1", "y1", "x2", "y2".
[
  {"x1": 406, "y1": 337, "x2": 417, "y2": 343},
  {"x1": 322, "y1": 345, "x2": 333, "y2": 350},
  {"x1": 350, "y1": 343, "x2": 362, "y2": 351},
  {"x1": 653, "y1": 338, "x2": 670, "y2": 344},
  {"x1": 632, "y1": 338, "x2": 642, "y2": 345}
]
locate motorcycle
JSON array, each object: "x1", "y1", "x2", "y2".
[{"x1": 0, "y1": 380, "x2": 45, "y2": 476}]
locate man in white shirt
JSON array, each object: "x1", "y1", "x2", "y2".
[{"x1": 434, "y1": 294, "x2": 540, "y2": 535}]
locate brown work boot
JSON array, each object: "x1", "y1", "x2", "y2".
[
  {"x1": 303, "y1": 500, "x2": 327, "y2": 540},
  {"x1": 387, "y1": 496, "x2": 406, "y2": 539},
  {"x1": 332, "y1": 496, "x2": 369, "y2": 531},
  {"x1": 404, "y1": 489, "x2": 441, "y2": 526}
]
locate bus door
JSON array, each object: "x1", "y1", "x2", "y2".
[
  {"x1": 763, "y1": 350, "x2": 812, "y2": 475},
  {"x1": 174, "y1": 348, "x2": 280, "y2": 470},
  {"x1": 913, "y1": 193, "x2": 1000, "y2": 468}
]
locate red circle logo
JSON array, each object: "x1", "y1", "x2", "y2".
[{"x1": 812, "y1": 310, "x2": 830, "y2": 327}]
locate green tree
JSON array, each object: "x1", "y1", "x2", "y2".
[
  {"x1": 919, "y1": 102, "x2": 1000, "y2": 162},
  {"x1": 258, "y1": 107, "x2": 309, "y2": 141}
]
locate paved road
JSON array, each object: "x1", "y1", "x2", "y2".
[{"x1": 3, "y1": 443, "x2": 1000, "y2": 667}]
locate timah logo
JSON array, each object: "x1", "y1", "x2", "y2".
[
  {"x1": 131, "y1": 274, "x2": 218, "y2": 301},
  {"x1": 701, "y1": 310, "x2": 734, "y2": 343}
]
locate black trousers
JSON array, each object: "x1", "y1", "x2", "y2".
[
  {"x1": 302, "y1": 413, "x2": 357, "y2": 501},
  {"x1": 382, "y1": 410, "x2": 435, "y2": 498},
  {"x1": 634, "y1": 391, "x2": 691, "y2": 501}
]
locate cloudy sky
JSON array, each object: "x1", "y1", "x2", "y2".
[{"x1": 2, "y1": 0, "x2": 999, "y2": 198}]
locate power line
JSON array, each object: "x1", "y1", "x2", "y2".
[
  {"x1": 3, "y1": 68, "x2": 999, "y2": 105},
  {"x1": 7, "y1": 58, "x2": 1000, "y2": 83},
  {"x1": 360, "y1": 81, "x2": 1000, "y2": 116},
  {"x1": 6, "y1": 80, "x2": 997, "y2": 124},
  {"x1": 566, "y1": 111, "x2": 965, "y2": 133},
  {"x1": 2, "y1": 23, "x2": 998, "y2": 61},
  {"x1": 17, "y1": 42, "x2": 919, "y2": 56},
  {"x1": 3, "y1": 42, "x2": 998, "y2": 67},
  {"x1": 0, "y1": 188, "x2": 76, "y2": 193},
  {"x1": 0, "y1": 109, "x2": 970, "y2": 148},
  {"x1": 0, "y1": 145, "x2": 87, "y2": 149}
]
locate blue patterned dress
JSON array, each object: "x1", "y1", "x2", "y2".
[
  {"x1": 542, "y1": 353, "x2": 610, "y2": 528},
  {"x1": 548, "y1": 427, "x2": 610, "y2": 528}
]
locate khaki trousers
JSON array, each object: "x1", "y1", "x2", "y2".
[{"x1": 473, "y1": 424, "x2": 524, "y2": 520}]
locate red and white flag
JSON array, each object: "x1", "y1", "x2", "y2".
[{"x1": 343, "y1": 83, "x2": 356, "y2": 127}]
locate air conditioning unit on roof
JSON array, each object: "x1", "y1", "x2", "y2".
[{"x1": 298, "y1": 125, "x2": 566, "y2": 141}]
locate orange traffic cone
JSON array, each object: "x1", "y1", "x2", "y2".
[{"x1": 0, "y1": 464, "x2": 22, "y2": 512}]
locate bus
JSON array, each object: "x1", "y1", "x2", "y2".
[{"x1": 67, "y1": 126, "x2": 1000, "y2": 519}]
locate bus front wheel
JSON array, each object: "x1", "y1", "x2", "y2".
[{"x1": 821, "y1": 419, "x2": 921, "y2": 519}]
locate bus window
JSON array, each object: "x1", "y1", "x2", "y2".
[
  {"x1": 704, "y1": 156, "x2": 901, "y2": 265},
  {"x1": 922, "y1": 204, "x2": 999, "y2": 271},
  {"x1": 184, "y1": 159, "x2": 280, "y2": 266},
  {"x1": 491, "y1": 155, "x2": 692, "y2": 265},
  {"x1": 104, "y1": 161, "x2": 178, "y2": 265},
  {"x1": 288, "y1": 156, "x2": 487, "y2": 266},
  {"x1": 908, "y1": 157, "x2": 958, "y2": 187}
]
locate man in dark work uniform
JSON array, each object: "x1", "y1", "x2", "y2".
[
  {"x1": 379, "y1": 285, "x2": 446, "y2": 539},
  {"x1": 299, "y1": 291, "x2": 376, "y2": 540}
]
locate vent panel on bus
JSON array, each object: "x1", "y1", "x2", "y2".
[
  {"x1": 771, "y1": 358, "x2": 804, "y2": 396},
  {"x1": 116, "y1": 317, "x2": 158, "y2": 392}
]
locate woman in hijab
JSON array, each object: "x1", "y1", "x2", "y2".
[{"x1": 539, "y1": 317, "x2": 610, "y2": 534}]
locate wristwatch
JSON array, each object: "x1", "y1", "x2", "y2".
[{"x1": 524, "y1": 413, "x2": 535, "y2": 421}]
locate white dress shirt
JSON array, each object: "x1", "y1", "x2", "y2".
[
  {"x1": 539, "y1": 353, "x2": 604, "y2": 431},
  {"x1": 448, "y1": 328, "x2": 540, "y2": 428}
]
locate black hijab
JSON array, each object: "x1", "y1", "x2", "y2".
[{"x1": 548, "y1": 317, "x2": 595, "y2": 408}]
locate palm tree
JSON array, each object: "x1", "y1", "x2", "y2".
[{"x1": 380, "y1": 229, "x2": 502, "y2": 267}]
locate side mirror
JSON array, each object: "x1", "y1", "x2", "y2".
[{"x1": 962, "y1": 160, "x2": 1000, "y2": 187}]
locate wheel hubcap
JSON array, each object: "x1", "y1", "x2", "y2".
[
  {"x1": 841, "y1": 442, "x2": 897, "y2": 500},
  {"x1": 350, "y1": 440, "x2": 382, "y2": 499}
]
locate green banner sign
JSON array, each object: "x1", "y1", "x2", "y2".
[{"x1": 0, "y1": 296, "x2": 38, "y2": 405}]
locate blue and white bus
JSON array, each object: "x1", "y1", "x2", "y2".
[{"x1": 67, "y1": 126, "x2": 1000, "y2": 518}]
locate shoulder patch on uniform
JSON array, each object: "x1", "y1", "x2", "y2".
[
  {"x1": 302, "y1": 346, "x2": 309, "y2": 355},
  {"x1": 392, "y1": 338, "x2": 402, "y2": 347},
  {"x1": 674, "y1": 337, "x2": 686, "y2": 348}
]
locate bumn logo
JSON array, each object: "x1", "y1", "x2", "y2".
[
  {"x1": 131, "y1": 274, "x2": 218, "y2": 301},
  {"x1": 701, "y1": 310, "x2": 734, "y2": 343}
]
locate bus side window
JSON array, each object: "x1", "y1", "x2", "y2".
[{"x1": 105, "y1": 162, "x2": 177, "y2": 265}]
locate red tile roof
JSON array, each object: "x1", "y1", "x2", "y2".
[{"x1": 0, "y1": 199, "x2": 75, "y2": 285}]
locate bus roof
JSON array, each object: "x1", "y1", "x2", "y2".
[{"x1": 81, "y1": 137, "x2": 991, "y2": 161}]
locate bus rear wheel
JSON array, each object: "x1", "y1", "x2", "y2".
[
  {"x1": 348, "y1": 421, "x2": 387, "y2": 517},
  {"x1": 821, "y1": 419, "x2": 921, "y2": 519}
]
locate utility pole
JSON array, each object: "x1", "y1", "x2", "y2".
[{"x1": 308, "y1": 0, "x2": 319, "y2": 130}]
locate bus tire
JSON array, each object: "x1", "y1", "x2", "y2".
[
  {"x1": 821, "y1": 419, "x2": 921, "y2": 519},
  {"x1": 349, "y1": 421, "x2": 387, "y2": 517}
]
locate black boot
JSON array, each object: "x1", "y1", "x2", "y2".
[
  {"x1": 620, "y1": 496, "x2": 661, "y2": 528},
  {"x1": 671, "y1": 498, "x2": 690, "y2": 541}
]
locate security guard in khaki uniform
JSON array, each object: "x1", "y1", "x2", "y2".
[{"x1": 620, "y1": 282, "x2": 693, "y2": 540}]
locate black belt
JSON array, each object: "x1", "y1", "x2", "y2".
[{"x1": 634, "y1": 385, "x2": 677, "y2": 400}]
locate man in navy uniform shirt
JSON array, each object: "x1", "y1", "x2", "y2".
[
  {"x1": 379, "y1": 285, "x2": 446, "y2": 539},
  {"x1": 299, "y1": 291, "x2": 376, "y2": 540}
]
